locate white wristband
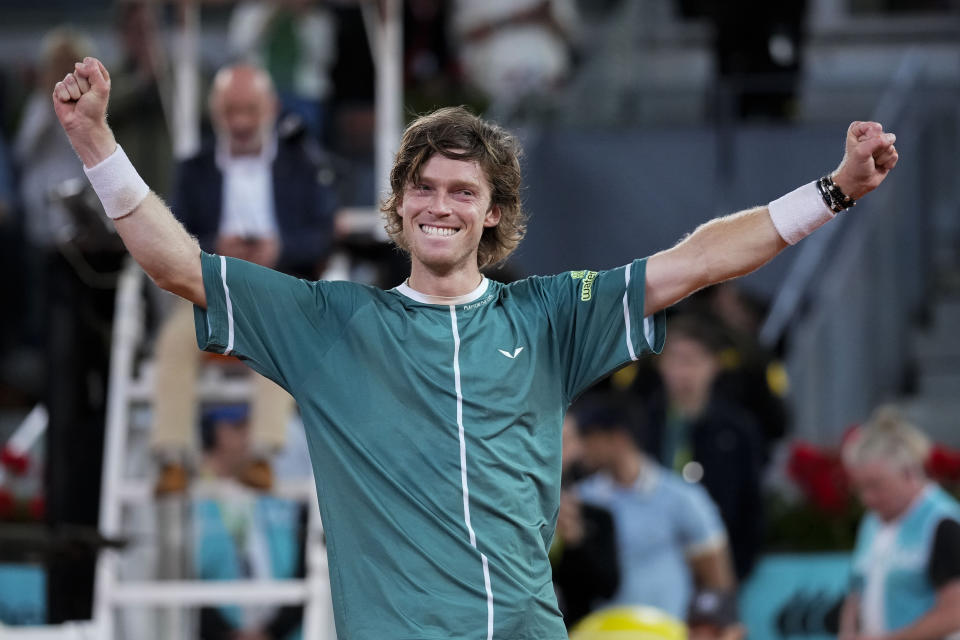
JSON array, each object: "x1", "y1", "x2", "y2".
[
  {"x1": 768, "y1": 181, "x2": 836, "y2": 245},
  {"x1": 83, "y1": 144, "x2": 150, "y2": 220}
]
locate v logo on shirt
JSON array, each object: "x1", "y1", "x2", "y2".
[{"x1": 498, "y1": 347, "x2": 524, "y2": 359}]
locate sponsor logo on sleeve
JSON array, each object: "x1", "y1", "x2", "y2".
[{"x1": 569, "y1": 270, "x2": 598, "y2": 302}]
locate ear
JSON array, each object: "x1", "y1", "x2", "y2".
[{"x1": 484, "y1": 204, "x2": 501, "y2": 228}]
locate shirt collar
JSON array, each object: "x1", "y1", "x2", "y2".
[
  {"x1": 394, "y1": 277, "x2": 490, "y2": 306},
  {"x1": 215, "y1": 134, "x2": 278, "y2": 171},
  {"x1": 633, "y1": 454, "x2": 660, "y2": 494},
  {"x1": 881, "y1": 483, "x2": 934, "y2": 528}
]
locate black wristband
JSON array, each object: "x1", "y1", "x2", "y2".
[{"x1": 816, "y1": 175, "x2": 856, "y2": 213}]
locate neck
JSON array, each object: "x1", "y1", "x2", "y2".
[
  {"x1": 204, "y1": 454, "x2": 243, "y2": 481},
  {"x1": 231, "y1": 144, "x2": 263, "y2": 157},
  {"x1": 884, "y1": 482, "x2": 929, "y2": 522},
  {"x1": 407, "y1": 262, "x2": 484, "y2": 298},
  {"x1": 612, "y1": 449, "x2": 642, "y2": 488}
]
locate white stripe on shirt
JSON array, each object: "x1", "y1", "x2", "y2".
[
  {"x1": 622, "y1": 265, "x2": 638, "y2": 361},
  {"x1": 449, "y1": 305, "x2": 494, "y2": 640},
  {"x1": 219, "y1": 255, "x2": 235, "y2": 355}
]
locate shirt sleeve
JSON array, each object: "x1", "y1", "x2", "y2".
[
  {"x1": 193, "y1": 251, "x2": 356, "y2": 392},
  {"x1": 536, "y1": 258, "x2": 666, "y2": 401},
  {"x1": 677, "y1": 481, "x2": 728, "y2": 557},
  {"x1": 928, "y1": 518, "x2": 960, "y2": 589}
]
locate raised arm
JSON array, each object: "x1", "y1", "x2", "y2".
[
  {"x1": 52, "y1": 57, "x2": 206, "y2": 308},
  {"x1": 644, "y1": 121, "x2": 899, "y2": 316}
]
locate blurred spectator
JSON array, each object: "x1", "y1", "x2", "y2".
[
  {"x1": 687, "y1": 588, "x2": 745, "y2": 640},
  {"x1": 228, "y1": 0, "x2": 337, "y2": 142},
  {"x1": 701, "y1": 283, "x2": 789, "y2": 463},
  {"x1": 839, "y1": 407, "x2": 960, "y2": 640},
  {"x1": 551, "y1": 411, "x2": 620, "y2": 628},
  {"x1": 108, "y1": 0, "x2": 173, "y2": 199},
  {"x1": 670, "y1": 284, "x2": 789, "y2": 465},
  {"x1": 326, "y1": 3, "x2": 375, "y2": 206},
  {"x1": 574, "y1": 393, "x2": 735, "y2": 621},
  {"x1": 14, "y1": 27, "x2": 93, "y2": 261},
  {"x1": 405, "y1": 0, "x2": 455, "y2": 94},
  {"x1": 15, "y1": 26, "x2": 127, "y2": 623},
  {"x1": 681, "y1": 0, "x2": 807, "y2": 120},
  {"x1": 403, "y1": 0, "x2": 481, "y2": 116},
  {"x1": 451, "y1": 0, "x2": 579, "y2": 116},
  {"x1": 644, "y1": 314, "x2": 764, "y2": 580},
  {"x1": 152, "y1": 63, "x2": 338, "y2": 496},
  {"x1": 192, "y1": 405, "x2": 305, "y2": 640}
]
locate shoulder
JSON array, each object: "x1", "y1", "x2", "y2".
[
  {"x1": 499, "y1": 270, "x2": 585, "y2": 305},
  {"x1": 276, "y1": 119, "x2": 335, "y2": 170},
  {"x1": 935, "y1": 517, "x2": 960, "y2": 539},
  {"x1": 930, "y1": 486, "x2": 960, "y2": 515},
  {"x1": 658, "y1": 470, "x2": 713, "y2": 510}
]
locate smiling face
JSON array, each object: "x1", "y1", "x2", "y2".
[{"x1": 397, "y1": 153, "x2": 501, "y2": 284}]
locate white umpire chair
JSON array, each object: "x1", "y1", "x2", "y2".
[{"x1": 103, "y1": 261, "x2": 337, "y2": 640}]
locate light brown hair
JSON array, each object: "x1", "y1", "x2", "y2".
[{"x1": 381, "y1": 107, "x2": 526, "y2": 269}]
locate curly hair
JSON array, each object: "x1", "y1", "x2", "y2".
[{"x1": 381, "y1": 106, "x2": 527, "y2": 269}]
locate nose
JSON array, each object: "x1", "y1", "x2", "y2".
[{"x1": 427, "y1": 190, "x2": 454, "y2": 216}]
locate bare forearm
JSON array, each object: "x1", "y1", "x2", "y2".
[
  {"x1": 51, "y1": 60, "x2": 206, "y2": 308},
  {"x1": 113, "y1": 194, "x2": 205, "y2": 307},
  {"x1": 644, "y1": 206, "x2": 787, "y2": 315},
  {"x1": 687, "y1": 206, "x2": 786, "y2": 286},
  {"x1": 642, "y1": 121, "x2": 898, "y2": 318},
  {"x1": 75, "y1": 126, "x2": 205, "y2": 306},
  {"x1": 838, "y1": 594, "x2": 859, "y2": 639}
]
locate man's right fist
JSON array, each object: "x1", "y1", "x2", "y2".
[{"x1": 52, "y1": 57, "x2": 117, "y2": 168}]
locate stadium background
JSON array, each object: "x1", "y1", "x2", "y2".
[{"x1": 0, "y1": 0, "x2": 957, "y2": 638}]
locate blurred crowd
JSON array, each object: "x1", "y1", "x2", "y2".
[
  {"x1": 552, "y1": 284, "x2": 788, "y2": 638},
  {"x1": 1, "y1": 2, "x2": 957, "y2": 639},
  {"x1": 0, "y1": 0, "x2": 803, "y2": 636},
  {"x1": 0, "y1": 1, "x2": 595, "y2": 633}
]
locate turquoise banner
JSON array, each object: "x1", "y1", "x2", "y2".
[
  {"x1": 740, "y1": 553, "x2": 850, "y2": 639},
  {"x1": 0, "y1": 564, "x2": 45, "y2": 626}
]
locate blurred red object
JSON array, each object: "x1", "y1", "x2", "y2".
[
  {"x1": 0, "y1": 487, "x2": 14, "y2": 519},
  {"x1": 927, "y1": 445, "x2": 960, "y2": 484},
  {"x1": 0, "y1": 445, "x2": 30, "y2": 475},
  {"x1": 787, "y1": 441, "x2": 851, "y2": 514},
  {"x1": 28, "y1": 495, "x2": 45, "y2": 521}
]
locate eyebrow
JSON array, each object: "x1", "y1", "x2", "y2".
[{"x1": 410, "y1": 174, "x2": 484, "y2": 192}]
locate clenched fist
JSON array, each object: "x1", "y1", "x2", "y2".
[
  {"x1": 832, "y1": 121, "x2": 899, "y2": 201},
  {"x1": 51, "y1": 56, "x2": 117, "y2": 169}
]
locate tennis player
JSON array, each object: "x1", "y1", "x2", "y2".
[{"x1": 53, "y1": 57, "x2": 897, "y2": 639}]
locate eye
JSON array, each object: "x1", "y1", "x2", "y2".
[{"x1": 457, "y1": 189, "x2": 475, "y2": 198}]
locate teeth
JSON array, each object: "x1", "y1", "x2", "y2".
[{"x1": 421, "y1": 225, "x2": 458, "y2": 237}]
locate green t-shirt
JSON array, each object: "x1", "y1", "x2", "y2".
[{"x1": 194, "y1": 253, "x2": 666, "y2": 640}]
